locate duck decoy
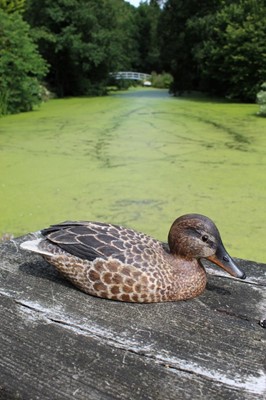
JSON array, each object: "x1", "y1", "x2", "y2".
[{"x1": 20, "y1": 214, "x2": 246, "y2": 302}]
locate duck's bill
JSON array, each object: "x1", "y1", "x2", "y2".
[{"x1": 207, "y1": 243, "x2": 246, "y2": 279}]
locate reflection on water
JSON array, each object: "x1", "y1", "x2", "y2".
[
  {"x1": 0, "y1": 88, "x2": 266, "y2": 262},
  {"x1": 115, "y1": 89, "x2": 171, "y2": 98}
]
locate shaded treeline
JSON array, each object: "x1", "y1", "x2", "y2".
[
  {"x1": 160, "y1": 0, "x2": 266, "y2": 101},
  {"x1": 0, "y1": 0, "x2": 266, "y2": 115},
  {"x1": 24, "y1": 0, "x2": 159, "y2": 97}
]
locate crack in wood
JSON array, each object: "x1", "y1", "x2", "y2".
[
  {"x1": 215, "y1": 308, "x2": 266, "y2": 329},
  {"x1": 215, "y1": 308, "x2": 251, "y2": 322}
]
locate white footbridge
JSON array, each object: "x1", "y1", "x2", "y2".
[{"x1": 110, "y1": 71, "x2": 151, "y2": 81}]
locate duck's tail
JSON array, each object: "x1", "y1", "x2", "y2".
[{"x1": 20, "y1": 239, "x2": 53, "y2": 257}]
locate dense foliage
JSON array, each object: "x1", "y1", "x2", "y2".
[
  {"x1": 24, "y1": 0, "x2": 141, "y2": 97},
  {"x1": 0, "y1": 9, "x2": 47, "y2": 115},
  {"x1": 160, "y1": 0, "x2": 266, "y2": 101},
  {"x1": 134, "y1": 0, "x2": 161, "y2": 73},
  {"x1": 1, "y1": 0, "x2": 266, "y2": 114},
  {"x1": 0, "y1": 0, "x2": 25, "y2": 13}
]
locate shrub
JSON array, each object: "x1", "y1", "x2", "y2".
[
  {"x1": 151, "y1": 72, "x2": 173, "y2": 89},
  {"x1": 114, "y1": 79, "x2": 132, "y2": 90},
  {"x1": 257, "y1": 83, "x2": 266, "y2": 117}
]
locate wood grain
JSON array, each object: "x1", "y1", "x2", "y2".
[{"x1": 0, "y1": 235, "x2": 265, "y2": 400}]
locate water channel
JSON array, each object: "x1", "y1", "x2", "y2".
[{"x1": 1, "y1": 89, "x2": 265, "y2": 262}]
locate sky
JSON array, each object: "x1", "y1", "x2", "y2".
[{"x1": 126, "y1": 0, "x2": 141, "y2": 7}]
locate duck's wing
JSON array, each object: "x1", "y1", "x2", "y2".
[{"x1": 41, "y1": 221, "x2": 160, "y2": 264}]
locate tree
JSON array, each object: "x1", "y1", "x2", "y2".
[
  {"x1": 159, "y1": 0, "x2": 220, "y2": 94},
  {"x1": 160, "y1": 0, "x2": 266, "y2": 101},
  {"x1": 134, "y1": 0, "x2": 162, "y2": 73},
  {"x1": 109, "y1": 0, "x2": 141, "y2": 73},
  {"x1": 0, "y1": 0, "x2": 25, "y2": 13},
  {"x1": 24, "y1": 0, "x2": 140, "y2": 97},
  {"x1": 0, "y1": 9, "x2": 48, "y2": 115},
  {"x1": 192, "y1": 0, "x2": 266, "y2": 101}
]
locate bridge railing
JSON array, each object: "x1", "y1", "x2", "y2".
[{"x1": 109, "y1": 71, "x2": 152, "y2": 81}]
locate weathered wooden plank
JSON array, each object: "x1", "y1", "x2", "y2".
[
  {"x1": 0, "y1": 236, "x2": 265, "y2": 400},
  {"x1": 2, "y1": 293, "x2": 261, "y2": 400}
]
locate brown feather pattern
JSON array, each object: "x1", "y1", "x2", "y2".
[
  {"x1": 21, "y1": 214, "x2": 245, "y2": 302},
  {"x1": 39, "y1": 220, "x2": 206, "y2": 302}
]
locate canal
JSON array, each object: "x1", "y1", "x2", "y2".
[{"x1": 0, "y1": 88, "x2": 265, "y2": 262}]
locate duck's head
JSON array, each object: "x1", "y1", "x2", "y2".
[{"x1": 168, "y1": 214, "x2": 246, "y2": 279}]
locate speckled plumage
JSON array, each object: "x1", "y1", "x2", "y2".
[{"x1": 21, "y1": 214, "x2": 246, "y2": 302}]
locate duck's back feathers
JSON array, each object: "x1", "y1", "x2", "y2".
[{"x1": 41, "y1": 221, "x2": 162, "y2": 267}]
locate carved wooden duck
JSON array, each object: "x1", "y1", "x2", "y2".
[{"x1": 21, "y1": 214, "x2": 246, "y2": 302}]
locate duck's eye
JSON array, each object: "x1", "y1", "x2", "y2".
[{"x1": 202, "y1": 235, "x2": 209, "y2": 242}]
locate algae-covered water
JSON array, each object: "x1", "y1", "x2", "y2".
[{"x1": 0, "y1": 88, "x2": 265, "y2": 262}]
